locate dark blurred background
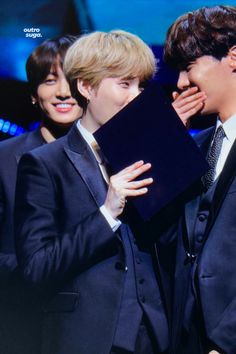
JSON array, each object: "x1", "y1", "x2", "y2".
[{"x1": 1, "y1": 0, "x2": 234, "y2": 140}]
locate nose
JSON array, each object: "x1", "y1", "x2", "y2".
[
  {"x1": 56, "y1": 77, "x2": 71, "y2": 99},
  {"x1": 177, "y1": 71, "x2": 190, "y2": 91}
]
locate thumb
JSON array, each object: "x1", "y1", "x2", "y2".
[{"x1": 172, "y1": 91, "x2": 179, "y2": 101}]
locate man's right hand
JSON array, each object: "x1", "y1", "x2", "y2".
[{"x1": 104, "y1": 160, "x2": 153, "y2": 219}]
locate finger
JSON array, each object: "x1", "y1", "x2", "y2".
[
  {"x1": 172, "y1": 87, "x2": 199, "y2": 102},
  {"x1": 177, "y1": 97, "x2": 205, "y2": 114},
  {"x1": 179, "y1": 102, "x2": 205, "y2": 122},
  {"x1": 180, "y1": 86, "x2": 199, "y2": 97},
  {"x1": 124, "y1": 163, "x2": 152, "y2": 181},
  {"x1": 173, "y1": 92, "x2": 206, "y2": 108},
  {"x1": 181, "y1": 92, "x2": 206, "y2": 105},
  {"x1": 183, "y1": 101, "x2": 205, "y2": 117},
  {"x1": 172, "y1": 91, "x2": 179, "y2": 100},
  {"x1": 115, "y1": 160, "x2": 145, "y2": 177},
  {"x1": 123, "y1": 177, "x2": 153, "y2": 190},
  {"x1": 125, "y1": 187, "x2": 149, "y2": 197}
]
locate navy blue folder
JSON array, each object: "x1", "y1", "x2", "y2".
[{"x1": 94, "y1": 82, "x2": 208, "y2": 220}]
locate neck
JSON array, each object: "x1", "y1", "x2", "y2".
[
  {"x1": 40, "y1": 117, "x2": 73, "y2": 143},
  {"x1": 219, "y1": 108, "x2": 236, "y2": 123},
  {"x1": 80, "y1": 106, "x2": 101, "y2": 134}
]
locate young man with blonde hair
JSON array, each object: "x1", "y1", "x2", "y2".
[{"x1": 14, "y1": 30, "x2": 203, "y2": 354}]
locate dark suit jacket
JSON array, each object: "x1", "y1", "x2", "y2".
[
  {"x1": 0, "y1": 129, "x2": 45, "y2": 354},
  {"x1": 14, "y1": 124, "x2": 169, "y2": 354},
  {"x1": 173, "y1": 126, "x2": 236, "y2": 354}
]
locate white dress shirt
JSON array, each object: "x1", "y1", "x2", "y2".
[
  {"x1": 77, "y1": 120, "x2": 121, "y2": 231},
  {"x1": 215, "y1": 113, "x2": 236, "y2": 180}
]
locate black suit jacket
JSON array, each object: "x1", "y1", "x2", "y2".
[
  {"x1": 0, "y1": 129, "x2": 45, "y2": 354},
  {"x1": 173, "y1": 126, "x2": 236, "y2": 354},
  {"x1": 15, "y1": 124, "x2": 169, "y2": 354}
]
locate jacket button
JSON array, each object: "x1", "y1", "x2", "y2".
[
  {"x1": 197, "y1": 235, "x2": 204, "y2": 242},
  {"x1": 198, "y1": 214, "x2": 206, "y2": 222},
  {"x1": 139, "y1": 278, "x2": 145, "y2": 284}
]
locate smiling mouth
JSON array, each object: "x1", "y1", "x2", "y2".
[{"x1": 53, "y1": 103, "x2": 75, "y2": 112}]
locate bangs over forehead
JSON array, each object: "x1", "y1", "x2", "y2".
[
  {"x1": 30, "y1": 46, "x2": 61, "y2": 83},
  {"x1": 64, "y1": 30, "x2": 157, "y2": 88},
  {"x1": 26, "y1": 35, "x2": 77, "y2": 96}
]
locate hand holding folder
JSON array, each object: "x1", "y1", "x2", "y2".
[{"x1": 94, "y1": 82, "x2": 208, "y2": 220}]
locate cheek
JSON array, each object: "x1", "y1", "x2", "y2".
[
  {"x1": 189, "y1": 69, "x2": 203, "y2": 84},
  {"x1": 36, "y1": 86, "x2": 52, "y2": 105},
  {"x1": 36, "y1": 95, "x2": 51, "y2": 114},
  {"x1": 38, "y1": 97, "x2": 48, "y2": 109},
  {"x1": 112, "y1": 92, "x2": 129, "y2": 107}
]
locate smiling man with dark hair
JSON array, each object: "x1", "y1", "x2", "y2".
[{"x1": 164, "y1": 5, "x2": 236, "y2": 354}]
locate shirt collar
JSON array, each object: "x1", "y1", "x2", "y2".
[
  {"x1": 76, "y1": 119, "x2": 96, "y2": 146},
  {"x1": 216, "y1": 112, "x2": 236, "y2": 143}
]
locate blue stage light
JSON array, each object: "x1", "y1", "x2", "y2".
[
  {"x1": 189, "y1": 129, "x2": 200, "y2": 137},
  {"x1": 0, "y1": 117, "x2": 26, "y2": 137},
  {"x1": 2, "y1": 121, "x2": 10, "y2": 133},
  {"x1": 9, "y1": 124, "x2": 18, "y2": 136}
]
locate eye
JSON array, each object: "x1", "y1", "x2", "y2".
[
  {"x1": 119, "y1": 81, "x2": 130, "y2": 88},
  {"x1": 44, "y1": 75, "x2": 57, "y2": 84},
  {"x1": 185, "y1": 62, "x2": 195, "y2": 72}
]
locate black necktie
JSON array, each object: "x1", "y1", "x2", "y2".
[{"x1": 202, "y1": 125, "x2": 225, "y2": 189}]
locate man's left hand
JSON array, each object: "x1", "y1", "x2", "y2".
[{"x1": 172, "y1": 86, "x2": 206, "y2": 127}]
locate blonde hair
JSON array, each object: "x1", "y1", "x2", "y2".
[{"x1": 63, "y1": 30, "x2": 157, "y2": 109}]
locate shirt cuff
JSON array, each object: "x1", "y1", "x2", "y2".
[{"x1": 100, "y1": 205, "x2": 121, "y2": 232}]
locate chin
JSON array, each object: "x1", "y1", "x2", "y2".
[{"x1": 53, "y1": 114, "x2": 78, "y2": 124}]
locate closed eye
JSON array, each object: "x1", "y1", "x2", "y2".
[
  {"x1": 43, "y1": 74, "x2": 57, "y2": 84},
  {"x1": 186, "y1": 61, "x2": 195, "y2": 72},
  {"x1": 119, "y1": 81, "x2": 130, "y2": 88}
]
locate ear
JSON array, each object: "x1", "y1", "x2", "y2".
[
  {"x1": 228, "y1": 46, "x2": 236, "y2": 70},
  {"x1": 77, "y1": 79, "x2": 92, "y2": 100},
  {"x1": 31, "y1": 95, "x2": 38, "y2": 105}
]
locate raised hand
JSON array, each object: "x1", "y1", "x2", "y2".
[
  {"x1": 104, "y1": 160, "x2": 153, "y2": 218},
  {"x1": 172, "y1": 86, "x2": 207, "y2": 126}
]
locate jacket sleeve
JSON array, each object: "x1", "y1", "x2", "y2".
[
  {"x1": 14, "y1": 152, "x2": 117, "y2": 287},
  {"x1": 209, "y1": 295, "x2": 236, "y2": 354}
]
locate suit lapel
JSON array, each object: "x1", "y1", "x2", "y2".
[
  {"x1": 64, "y1": 124, "x2": 107, "y2": 208},
  {"x1": 184, "y1": 128, "x2": 213, "y2": 241},
  {"x1": 184, "y1": 196, "x2": 200, "y2": 243},
  {"x1": 206, "y1": 138, "x2": 236, "y2": 234}
]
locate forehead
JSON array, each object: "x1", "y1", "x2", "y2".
[{"x1": 47, "y1": 57, "x2": 63, "y2": 74}]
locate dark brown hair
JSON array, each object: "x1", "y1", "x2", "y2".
[
  {"x1": 26, "y1": 35, "x2": 77, "y2": 97},
  {"x1": 164, "y1": 5, "x2": 236, "y2": 70}
]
